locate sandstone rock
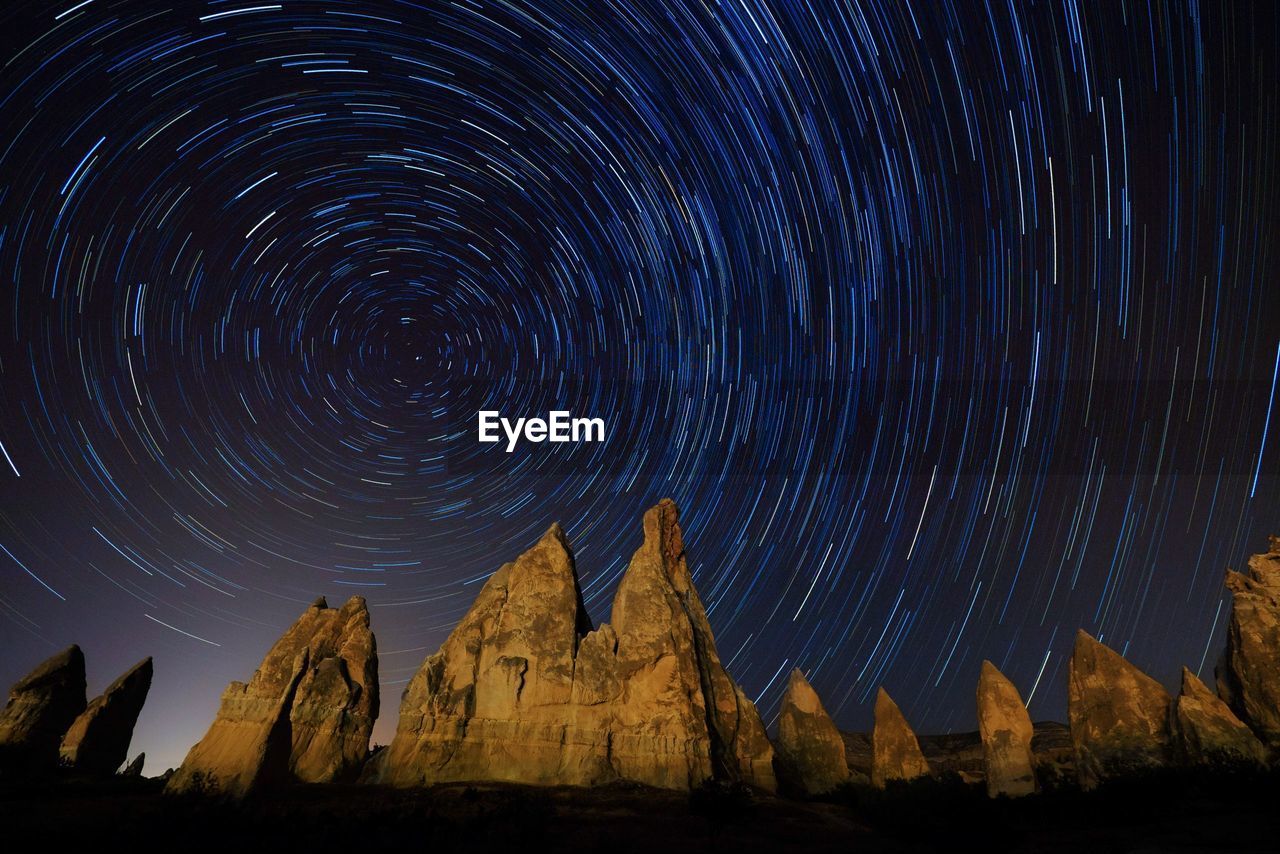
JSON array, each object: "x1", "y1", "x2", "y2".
[
  {"x1": 1215, "y1": 536, "x2": 1280, "y2": 753},
  {"x1": 166, "y1": 596, "x2": 378, "y2": 797},
  {"x1": 608, "y1": 500, "x2": 776, "y2": 791},
  {"x1": 870, "y1": 688, "x2": 929, "y2": 787},
  {"x1": 122, "y1": 752, "x2": 146, "y2": 778},
  {"x1": 1067, "y1": 631, "x2": 1172, "y2": 788},
  {"x1": 775, "y1": 669, "x2": 850, "y2": 795},
  {"x1": 0, "y1": 645, "x2": 86, "y2": 773},
  {"x1": 59, "y1": 657, "x2": 152, "y2": 775},
  {"x1": 976, "y1": 660, "x2": 1036, "y2": 797},
  {"x1": 376, "y1": 501, "x2": 776, "y2": 792},
  {"x1": 1174, "y1": 667, "x2": 1266, "y2": 766}
]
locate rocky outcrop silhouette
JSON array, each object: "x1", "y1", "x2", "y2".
[
  {"x1": 59, "y1": 657, "x2": 152, "y2": 775},
  {"x1": 0, "y1": 645, "x2": 86, "y2": 773},
  {"x1": 374, "y1": 500, "x2": 776, "y2": 792},
  {"x1": 1174, "y1": 667, "x2": 1266, "y2": 766},
  {"x1": 775, "y1": 669, "x2": 850, "y2": 795},
  {"x1": 1216, "y1": 536, "x2": 1280, "y2": 754},
  {"x1": 122, "y1": 752, "x2": 146, "y2": 777},
  {"x1": 976, "y1": 660, "x2": 1036, "y2": 797},
  {"x1": 1068, "y1": 631, "x2": 1172, "y2": 788},
  {"x1": 166, "y1": 596, "x2": 377, "y2": 797},
  {"x1": 870, "y1": 688, "x2": 929, "y2": 787}
]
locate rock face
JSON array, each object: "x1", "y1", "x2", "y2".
[
  {"x1": 59, "y1": 657, "x2": 153, "y2": 775},
  {"x1": 976, "y1": 660, "x2": 1036, "y2": 797},
  {"x1": 1067, "y1": 631, "x2": 1172, "y2": 788},
  {"x1": 0, "y1": 646, "x2": 86, "y2": 773},
  {"x1": 775, "y1": 669, "x2": 850, "y2": 795},
  {"x1": 870, "y1": 688, "x2": 930, "y2": 788},
  {"x1": 1174, "y1": 667, "x2": 1267, "y2": 766},
  {"x1": 166, "y1": 596, "x2": 378, "y2": 797},
  {"x1": 1216, "y1": 536, "x2": 1280, "y2": 753},
  {"x1": 375, "y1": 500, "x2": 776, "y2": 792}
]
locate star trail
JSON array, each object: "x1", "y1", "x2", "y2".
[{"x1": 0, "y1": 0, "x2": 1277, "y2": 773}]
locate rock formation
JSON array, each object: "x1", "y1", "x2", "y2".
[
  {"x1": 122, "y1": 752, "x2": 146, "y2": 777},
  {"x1": 166, "y1": 596, "x2": 377, "y2": 797},
  {"x1": 976, "y1": 660, "x2": 1037, "y2": 797},
  {"x1": 870, "y1": 688, "x2": 930, "y2": 787},
  {"x1": 59, "y1": 657, "x2": 152, "y2": 775},
  {"x1": 1215, "y1": 536, "x2": 1280, "y2": 753},
  {"x1": 0, "y1": 645, "x2": 86, "y2": 773},
  {"x1": 1174, "y1": 667, "x2": 1267, "y2": 766},
  {"x1": 374, "y1": 500, "x2": 776, "y2": 792},
  {"x1": 1067, "y1": 631, "x2": 1172, "y2": 788},
  {"x1": 775, "y1": 668, "x2": 850, "y2": 795}
]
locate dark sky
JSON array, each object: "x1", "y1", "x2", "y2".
[{"x1": 1, "y1": 0, "x2": 1277, "y2": 774}]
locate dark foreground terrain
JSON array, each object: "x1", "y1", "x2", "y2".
[{"x1": 1, "y1": 766, "x2": 1278, "y2": 853}]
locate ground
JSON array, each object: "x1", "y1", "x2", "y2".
[{"x1": 1, "y1": 766, "x2": 1278, "y2": 852}]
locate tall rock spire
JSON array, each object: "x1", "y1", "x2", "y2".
[
  {"x1": 775, "y1": 668, "x2": 850, "y2": 795},
  {"x1": 976, "y1": 660, "x2": 1037, "y2": 797},
  {"x1": 1067, "y1": 631, "x2": 1172, "y2": 789},
  {"x1": 166, "y1": 596, "x2": 378, "y2": 797},
  {"x1": 375, "y1": 500, "x2": 776, "y2": 792},
  {"x1": 1174, "y1": 667, "x2": 1267, "y2": 766},
  {"x1": 59, "y1": 656, "x2": 152, "y2": 775},
  {"x1": 870, "y1": 687, "x2": 930, "y2": 787}
]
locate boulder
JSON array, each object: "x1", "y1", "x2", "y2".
[
  {"x1": 1215, "y1": 536, "x2": 1280, "y2": 753},
  {"x1": 166, "y1": 596, "x2": 378, "y2": 797},
  {"x1": 976, "y1": 660, "x2": 1036, "y2": 797},
  {"x1": 870, "y1": 688, "x2": 930, "y2": 787},
  {"x1": 1067, "y1": 631, "x2": 1172, "y2": 788},
  {"x1": 59, "y1": 657, "x2": 152, "y2": 775},
  {"x1": 0, "y1": 645, "x2": 86, "y2": 773},
  {"x1": 775, "y1": 668, "x2": 850, "y2": 795},
  {"x1": 1174, "y1": 667, "x2": 1267, "y2": 766},
  {"x1": 376, "y1": 500, "x2": 776, "y2": 792}
]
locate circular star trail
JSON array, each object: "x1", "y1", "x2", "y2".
[{"x1": 0, "y1": 0, "x2": 1277, "y2": 769}]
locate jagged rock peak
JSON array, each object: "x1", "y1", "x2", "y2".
[
  {"x1": 775, "y1": 668, "x2": 850, "y2": 795},
  {"x1": 376, "y1": 500, "x2": 776, "y2": 792},
  {"x1": 0, "y1": 645, "x2": 87, "y2": 773},
  {"x1": 1067, "y1": 630, "x2": 1172, "y2": 789},
  {"x1": 976, "y1": 660, "x2": 1037, "y2": 798},
  {"x1": 870, "y1": 687, "x2": 930, "y2": 788},
  {"x1": 60, "y1": 656, "x2": 153, "y2": 776},
  {"x1": 166, "y1": 595, "x2": 378, "y2": 798},
  {"x1": 1175, "y1": 667, "x2": 1267, "y2": 767},
  {"x1": 1215, "y1": 536, "x2": 1280, "y2": 753}
]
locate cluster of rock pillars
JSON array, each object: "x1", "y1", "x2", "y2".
[{"x1": 3, "y1": 499, "x2": 1279, "y2": 801}]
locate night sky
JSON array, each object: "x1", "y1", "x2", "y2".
[{"x1": 1, "y1": 0, "x2": 1277, "y2": 775}]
